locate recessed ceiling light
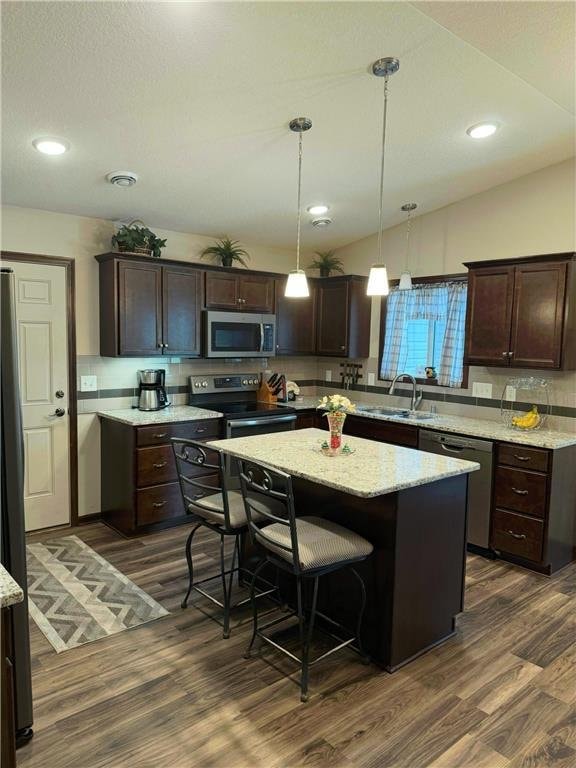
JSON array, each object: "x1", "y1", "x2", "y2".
[
  {"x1": 32, "y1": 137, "x2": 70, "y2": 155},
  {"x1": 307, "y1": 204, "x2": 330, "y2": 215},
  {"x1": 466, "y1": 122, "x2": 498, "y2": 139}
]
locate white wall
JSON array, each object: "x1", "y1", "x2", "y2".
[{"x1": 336, "y1": 157, "x2": 576, "y2": 363}]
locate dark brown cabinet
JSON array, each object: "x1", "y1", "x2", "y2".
[
  {"x1": 490, "y1": 440, "x2": 576, "y2": 574},
  {"x1": 275, "y1": 279, "x2": 317, "y2": 355},
  {"x1": 464, "y1": 253, "x2": 575, "y2": 369},
  {"x1": 97, "y1": 254, "x2": 203, "y2": 357},
  {"x1": 344, "y1": 415, "x2": 418, "y2": 447},
  {"x1": 316, "y1": 276, "x2": 371, "y2": 358},
  {"x1": 205, "y1": 271, "x2": 274, "y2": 312},
  {"x1": 100, "y1": 416, "x2": 222, "y2": 535}
]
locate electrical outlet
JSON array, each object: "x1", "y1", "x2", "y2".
[
  {"x1": 325, "y1": 370, "x2": 332, "y2": 382},
  {"x1": 472, "y1": 382, "x2": 493, "y2": 398},
  {"x1": 505, "y1": 386, "x2": 516, "y2": 402},
  {"x1": 368, "y1": 373, "x2": 376, "y2": 386},
  {"x1": 80, "y1": 375, "x2": 98, "y2": 392}
]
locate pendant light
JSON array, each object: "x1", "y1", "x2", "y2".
[
  {"x1": 399, "y1": 203, "x2": 417, "y2": 290},
  {"x1": 285, "y1": 117, "x2": 312, "y2": 298},
  {"x1": 367, "y1": 57, "x2": 399, "y2": 296}
]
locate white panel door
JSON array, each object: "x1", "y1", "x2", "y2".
[{"x1": 3, "y1": 261, "x2": 70, "y2": 530}]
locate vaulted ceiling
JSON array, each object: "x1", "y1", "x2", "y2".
[{"x1": 2, "y1": 1, "x2": 574, "y2": 249}]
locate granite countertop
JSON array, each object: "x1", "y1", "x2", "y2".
[
  {"x1": 281, "y1": 398, "x2": 576, "y2": 450},
  {"x1": 208, "y1": 428, "x2": 479, "y2": 498},
  {"x1": 0, "y1": 564, "x2": 24, "y2": 608},
  {"x1": 97, "y1": 405, "x2": 223, "y2": 426}
]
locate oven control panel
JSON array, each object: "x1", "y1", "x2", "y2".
[{"x1": 189, "y1": 373, "x2": 261, "y2": 394}]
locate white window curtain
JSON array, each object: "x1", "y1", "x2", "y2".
[{"x1": 380, "y1": 281, "x2": 467, "y2": 387}]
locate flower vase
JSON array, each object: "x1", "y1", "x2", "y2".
[{"x1": 326, "y1": 412, "x2": 346, "y2": 451}]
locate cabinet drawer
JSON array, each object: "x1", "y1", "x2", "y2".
[
  {"x1": 492, "y1": 508, "x2": 544, "y2": 562},
  {"x1": 136, "y1": 482, "x2": 185, "y2": 526},
  {"x1": 136, "y1": 445, "x2": 177, "y2": 486},
  {"x1": 136, "y1": 419, "x2": 221, "y2": 447},
  {"x1": 497, "y1": 443, "x2": 549, "y2": 473},
  {"x1": 494, "y1": 466, "x2": 548, "y2": 518}
]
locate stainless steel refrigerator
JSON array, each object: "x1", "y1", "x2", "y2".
[{"x1": 1, "y1": 267, "x2": 33, "y2": 744}]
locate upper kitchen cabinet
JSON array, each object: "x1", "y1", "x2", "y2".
[
  {"x1": 464, "y1": 253, "x2": 575, "y2": 370},
  {"x1": 316, "y1": 275, "x2": 371, "y2": 357},
  {"x1": 205, "y1": 271, "x2": 275, "y2": 312},
  {"x1": 97, "y1": 254, "x2": 202, "y2": 357},
  {"x1": 275, "y1": 278, "x2": 317, "y2": 355}
]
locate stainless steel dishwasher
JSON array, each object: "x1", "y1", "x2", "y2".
[{"x1": 418, "y1": 430, "x2": 494, "y2": 551}]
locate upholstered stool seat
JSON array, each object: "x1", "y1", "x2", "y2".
[{"x1": 256, "y1": 516, "x2": 373, "y2": 572}]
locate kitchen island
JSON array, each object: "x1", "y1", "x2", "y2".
[{"x1": 209, "y1": 428, "x2": 479, "y2": 670}]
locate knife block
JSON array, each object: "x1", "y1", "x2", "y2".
[{"x1": 257, "y1": 380, "x2": 277, "y2": 404}]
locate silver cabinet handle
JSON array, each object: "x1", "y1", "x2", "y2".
[
  {"x1": 153, "y1": 432, "x2": 168, "y2": 438},
  {"x1": 512, "y1": 487, "x2": 528, "y2": 495},
  {"x1": 513, "y1": 455, "x2": 530, "y2": 462},
  {"x1": 152, "y1": 501, "x2": 166, "y2": 508},
  {"x1": 502, "y1": 352, "x2": 508, "y2": 358},
  {"x1": 152, "y1": 462, "x2": 168, "y2": 469},
  {"x1": 507, "y1": 530, "x2": 527, "y2": 540},
  {"x1": 158, "y1": 342, "x2": 164, "y2": 348},
  {"x1": 194, "y1": 427, "x2": 207, "y2": 434}
]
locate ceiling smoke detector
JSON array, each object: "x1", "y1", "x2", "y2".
[
  {"x1": 311, "y1": 217, "x2": 332, "y2": 228},
  {"x1": 106, "y1": 171, "x2": 139, "y2": 187}
]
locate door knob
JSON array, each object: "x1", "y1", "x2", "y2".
[{"x1": 54, "y1": 408, "x2": 66, "y2": 417}]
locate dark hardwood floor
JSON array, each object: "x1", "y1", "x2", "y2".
[{"x1": 18, "y1": 522, "x2": 576, "y2": 768}]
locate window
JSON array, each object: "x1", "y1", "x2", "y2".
[{"x1": 380, "y1": 280, "x2": 467, "y2": 388}]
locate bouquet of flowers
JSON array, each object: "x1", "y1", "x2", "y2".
[{"x1": 317, "y1": 394, "x2": 355, "y2": 451}]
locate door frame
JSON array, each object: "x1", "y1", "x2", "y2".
[{"x1": 1, "y1": 251, "x2": 78, "y2": 526}]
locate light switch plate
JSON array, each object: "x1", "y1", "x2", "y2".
[
  {"x1": 472, "y1": 382, "x2": 493, "y2": 398},
  {"x1": 325, "y1": 370, "x2": 332, "y2": 382},
  {"x1": 505, "y1": 386, "x2": 516, "y2": 402},
  {"x1": 368, "y1": 373, "x2": 376, "y2": 386},
  {"x1": 80, "y1": 375, "x2": 98, "y2": 392}
]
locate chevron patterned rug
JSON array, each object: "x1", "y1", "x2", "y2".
[{"x1": 26, "y1": 535, "x2": 169, "y2": 653}]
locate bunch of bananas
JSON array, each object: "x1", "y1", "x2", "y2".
[{"x1": 512, "y1": 405, "x2": 541, "y2": 430}]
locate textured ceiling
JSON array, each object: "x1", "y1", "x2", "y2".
[{"x1": 2, "y1": 1, "x2": 574, "y2": 250}]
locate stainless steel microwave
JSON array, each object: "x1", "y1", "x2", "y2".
[{"x1": 204, "y1": 311, "x2": 276, "y2": 358}]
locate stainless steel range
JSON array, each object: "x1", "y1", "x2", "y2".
[{"x1": 189, "y1": 372, "x2": 296, "y2": 445}]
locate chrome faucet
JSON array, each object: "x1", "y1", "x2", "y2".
[{"x1": 388, "y1": 373, "x2": 423, "y2": 411}]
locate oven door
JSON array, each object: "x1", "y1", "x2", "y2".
[
  {"x1": 225, "y1": 413, "x2": 297, "y2": 482},
  {"x1": 205, "y1": 311, "x2": 276, "y2": 358}
]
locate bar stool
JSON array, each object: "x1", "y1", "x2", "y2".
[
  {"x1": 239, "y1": 458, "x2": 373, "y2": 702},
  {"x1": 172, "y1": 439, "x2": 278, "y2": 638}
]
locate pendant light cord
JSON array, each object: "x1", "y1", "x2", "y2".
[
  {"x1": 296, "y1": 128, "x2": 303, "y2": 272},
  {"x1": 377, "y1": 75, "x2": 389, "y2": 264},
  {"x1": 405, "y1": 207, "x2": 413, "y2": 270}
]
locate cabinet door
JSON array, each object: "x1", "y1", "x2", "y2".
[
  {"x1": 509, "y1": 262, "x2": 567, "y2": 369},
  {"x1": 275, "y1": 279, "x2": 317, "y2": 355},
  {"x1": 162, "y1": 267, "x2": 202, "y2": 356},
  {"x1": 239, "y1": 274, "x2": 275, "y2": 312},
  {"x1": 118, "y1": 261, "x2": 162, "y2": 355},
  {"x1": 316, "y1": 280, "x2": 350, "y2": 356},
  {"x1": 205, "y1": 272, "x2": 240, "y2": 309},
  {"x1": 465, "y1": 266, "x2": 514, "y2": 365}
]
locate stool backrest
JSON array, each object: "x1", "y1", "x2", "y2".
[
  {"x1": 171, "y1": 438, "x2": 232, "y2": 528},
  {"x1": 238, "y1": 458, "x2": 302, "y2": 573}
]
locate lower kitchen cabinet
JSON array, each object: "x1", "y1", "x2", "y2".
[
  {"x1": 490, "y1": 441, "x2": 576, "y2": 574},
  {"x1": 344, "y1": 415, "x2": 418, "y2": 447},
  {"x1": 295, "y1": 410, "x2": 319, "y2": 430},
  {"x1": 100, "y1": 416, "x2": 223, "y2": 535}
]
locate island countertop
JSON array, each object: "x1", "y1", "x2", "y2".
[{"x1": 208, "y1": 427, "x2": 479, "y2": 498}]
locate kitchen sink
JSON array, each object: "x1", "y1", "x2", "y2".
[{"x1": 356, "y1": 405, "x2": 435, "y2": 420}]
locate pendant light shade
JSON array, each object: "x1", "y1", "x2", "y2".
[
  {"x1": 398, "y1": 202, "x2": 417, "y2": 290},
  {"x1": 285, "y1": 117, "x2": 312, "y2": 299},
  {"x1": 367, "y1": 265, "x2": 389, "y2": 296},
  {"x1": 285, "y1": 269, "x2": 309, "y2": 297},
  {"x1": 399, "y1": 272, "x2": 413, "y2": 290},
  {"x1": 367, "y1": 56, "x2": 399, "y2": 297}
]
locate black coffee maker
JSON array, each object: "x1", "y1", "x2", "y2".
[{"x1": 137, "y1": 369, "x2": 170, "y2": 411}]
